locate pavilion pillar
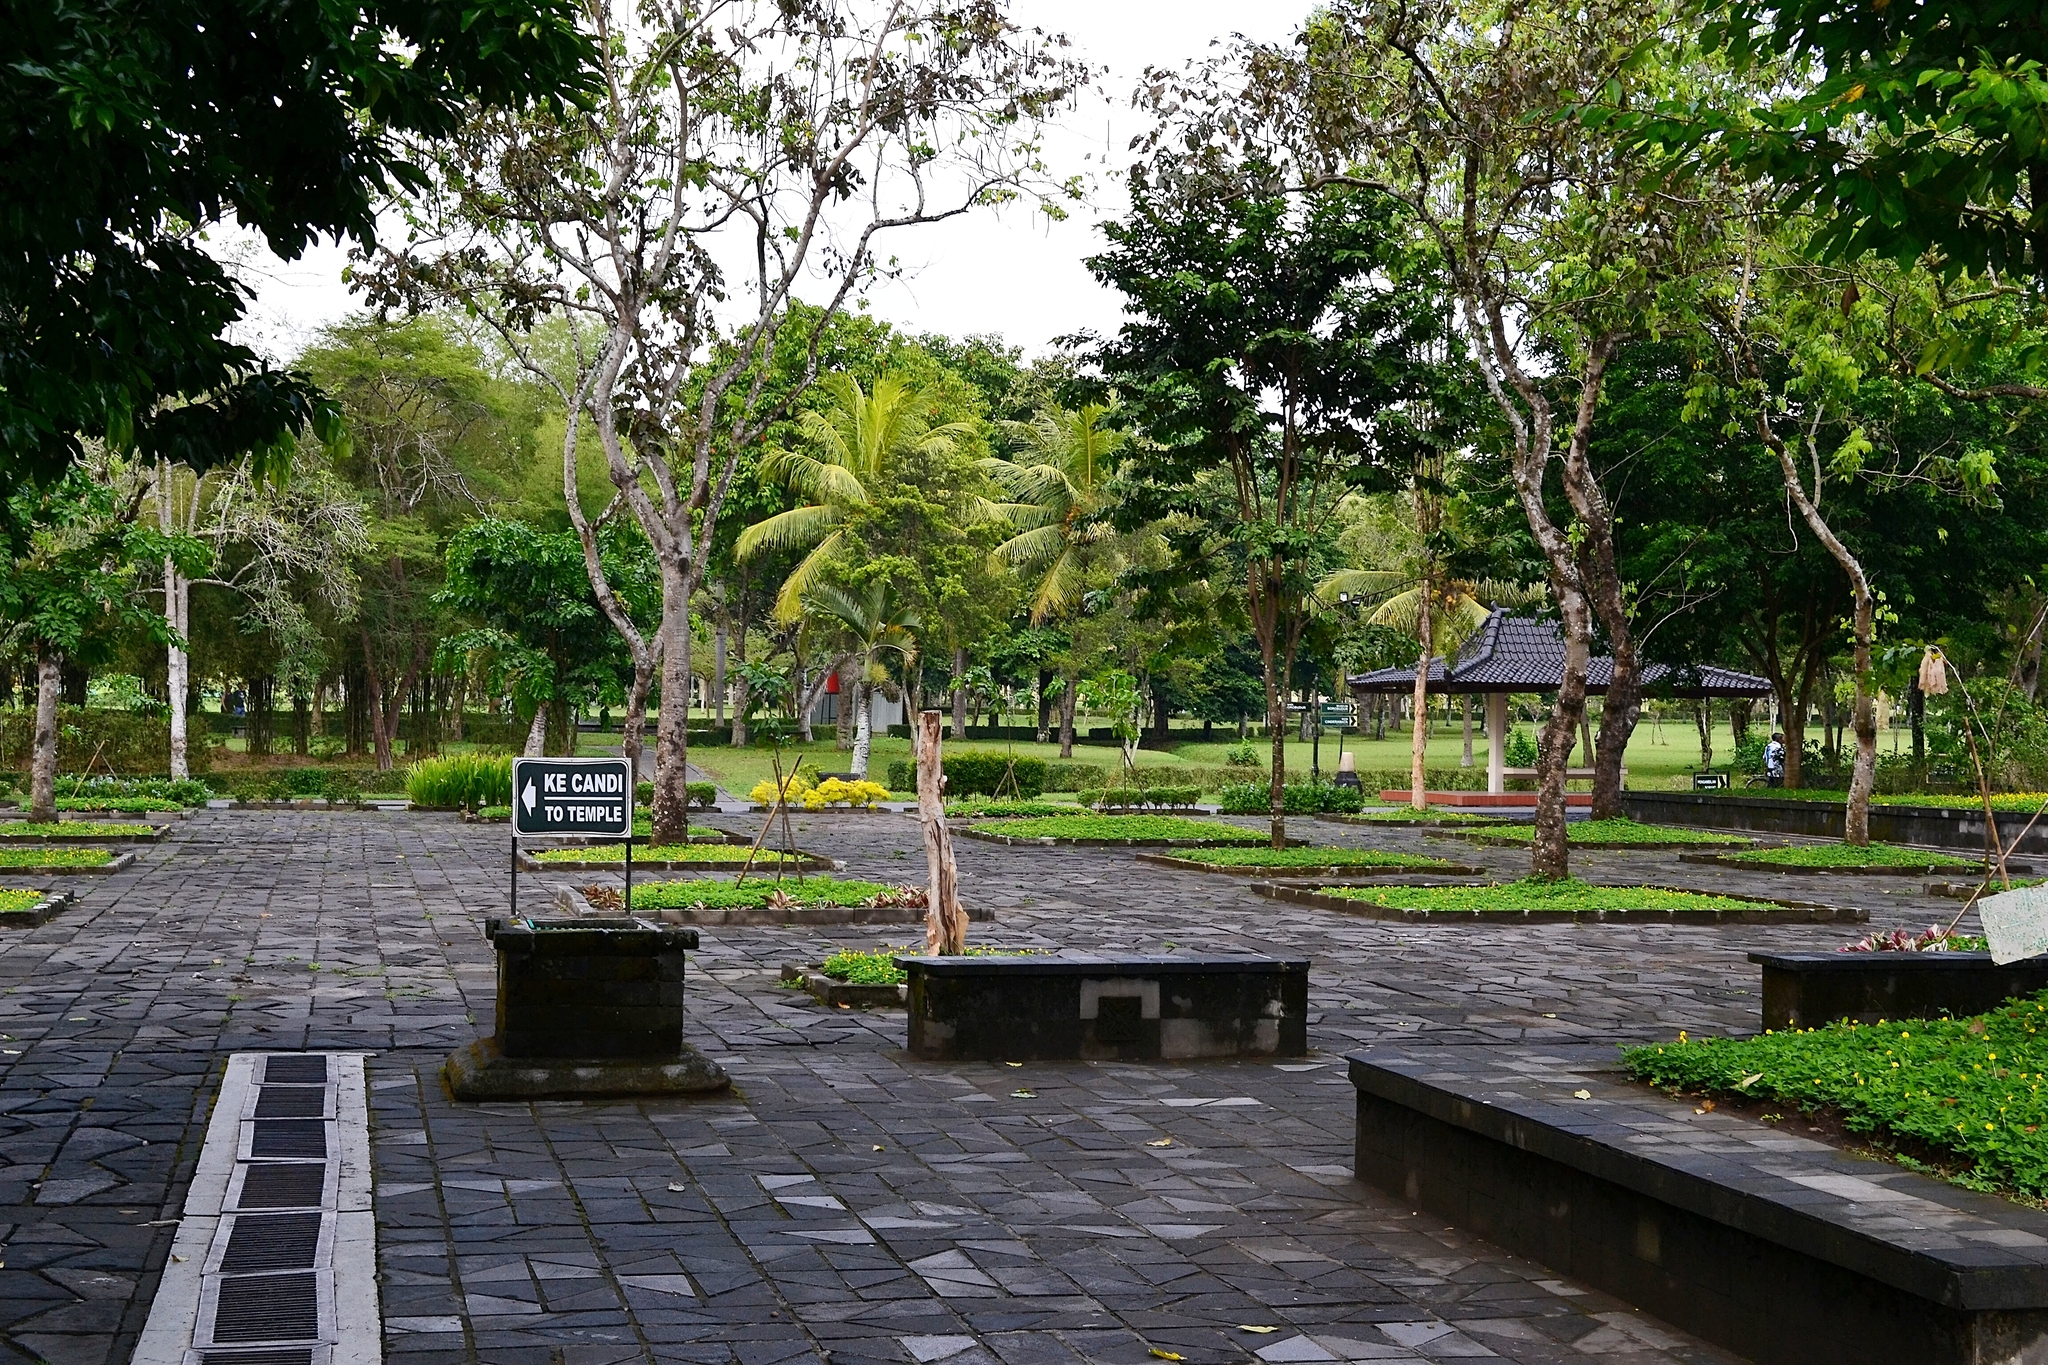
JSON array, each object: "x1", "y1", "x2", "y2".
[{"x1": 1487, "y1": 692, "x2": 1507, "y2": 794}]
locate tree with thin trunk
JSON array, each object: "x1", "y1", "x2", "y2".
[
  {"x1": 802, "y1": 581, "x2": 919, "y2": 781},
  {"x1": 373, "y1": 0, "x2": 1082, "y2": 846}
]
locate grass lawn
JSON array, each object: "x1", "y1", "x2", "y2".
[
  {"x1": 1721, "y1": 843, "x2": 1981, "y2": 870},
  {"x1": 0, "y1": 822, "x2": 147, "y2": 838},
  {"x1": 1476, "y1": 818, "x2": 1750, "y2": 845},
  {"x1": 1171, "y1": 847, "x2": 1457, "y2": 870},
  {"x1": 963, "y1": 814, "x2": 1267, "y2": 843},
  {"x1": 0, "y1": 847, "x2": 113, "y2": 868},
  {"x1": 1625, "y1": 993, "x2": 2048, "y2": 1199},
  {"x1": 0, "y1": 889, "x2": 45, "y2": 912},
  {"x1": 532, "y1": 843, "x2": 810, "y2": 865},
  {"x1": 1316, "y1": 877, "x2": 1782, "y2": 914},
  {"x1": 626, "y1": 875, "x2": 907, "y2": 912}
]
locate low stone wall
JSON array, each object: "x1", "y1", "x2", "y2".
[
  {"x1": 1752, "y1": 951, "x2": 2048, "y2": 1030},
  {"x1": 1623, "y1": 790, "x2": 2048, "y2": 855},
  {"x1": 1352, "y1": 1044, "x2": 2048, "y2": 1365},
  {"x1": 901, "y1": 955, "x2": 1307, "y2": 1062}
]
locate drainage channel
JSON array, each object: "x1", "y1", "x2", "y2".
[{"x1": 135, "y1": 1052, "x2": 380, "y2": 1365}]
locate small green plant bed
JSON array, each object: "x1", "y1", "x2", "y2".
[
  {"x1": 1704, "y1": 788, "x2": 2048, "y2": 814},
  {"x1": 1843, "y1": 925, "x2": 1991, "y2": 952},
  {"x1": 0, "y1": 888, "x2": 46, "y2": 912},
  {"x1": 943, "y1": 799, "x2": 1076, "y2": 818},
  {"x1": 1465, "y1": 818, "x2": 1750, "y2": 847},
  {"x1": 627, "y1": 876, "x2": 912, "y2": 913},
  {"x1": 0, "y1": 846, "x2": 115, "y2": 868},
  {"x1": 0, "y1": 821, "x2": 148, "y2": 840},
  {"x1": 1320, "y1": 878, "x2": 1782, "y2": 913},
  {"x1": 1717, "y1": 843, "x2": 1981, "y2": 871},
  {"x1": 1165, "y1": 846, "x2": 1459, "y2": 871},
  {"x1": 50, "y1": 796, "x2": 185, "y2": 813},
  {"x1": 1624, "y1": 992, "x2": 2048, "y2": 1201},
  {"x1": 1330, "y1": 807, "x2": 1514, "y2": 825},
  {"x1": 820, "y1": 944, "x2": 1047, "y2": 986},
  {"x1": 531, "y1": 843, "x2": 810, "y2": 866},
  {"x1": 961, "y1": 814, "x2": 1268, "y2": 845}
]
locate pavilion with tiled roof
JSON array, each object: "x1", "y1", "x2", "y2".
[{"x1": 1347, "y1": 609, "x2": 1773, "y2": 795}]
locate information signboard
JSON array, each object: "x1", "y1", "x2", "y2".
[
  {"x1": 511, "y1": 757, "x2": 633, "y2": 838},
  {"x1": 1320, "y1": 703, "x2": 1356, "y2": 730}
]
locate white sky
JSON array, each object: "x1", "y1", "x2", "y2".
[{"x1": 218, "y1": 0, "x2": 1314, "y2": 365}]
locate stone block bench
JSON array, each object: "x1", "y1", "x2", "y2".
[
  {"x1": 900, "y1": 954, "x2": 1307, "y2": 1062},
  {"x1": 1752, "y1": 950, "x2": 2048, "y2": 1030},
  {"x1": 1351, "y1": 1043, "x2": 2048, "y2": 1365}
]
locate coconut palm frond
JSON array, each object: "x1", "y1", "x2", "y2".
[
  {"x1": 990, "y1": 522, "x2": 1067, "y2": 571},
  {"x1": 1315, "y1": 567, "x2": 1407, "y2": 607},
  {"x1": 769, "y1": 529, "x2": 846, "y2": 623},
  {"x1": 761, "y1": 449, "x2": 869, "y2": 506},
  {"x1": 736, "y1": 503, "x2": 840, "y2": 563},
  {"x1": 981, "y1": 501, "x2": 1061, "y2": 534},
  {"x1": 1028, "y1": 546, "x2": 1086, "y2": 624}
]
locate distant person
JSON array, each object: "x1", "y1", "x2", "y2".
[{"x1": 1764, "y1": 731, "x2": 1786, "y2": 788}]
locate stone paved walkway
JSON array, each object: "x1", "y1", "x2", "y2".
[{"x1": 0, "y1": 808, "x2": 1986, "y2": 1365}]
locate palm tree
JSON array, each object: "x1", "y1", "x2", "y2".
[
  {"x1": 736, "y1": 372, "x2": 974, "y2": 622},
  {"x1": 1316, "y1": 570, "x2": 1538, "y2": 661},
  {"x1": 978, "y1": 403, "x2": 1127, "y2": 625},
  {"x1": 804, "y1": 580, "x2": 920, "y2": 781}
]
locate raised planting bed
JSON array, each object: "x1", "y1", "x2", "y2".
[
  {"x1": 518, "y1": 843, "x2": 828, "y2": 872},
  {"x1": 578, "y1": 875, "x2": 994, "y2": 926},
  {"x1": 940, "y1": 799, "x2": 1076, "y2": 819},
  {"x1": 957, "y1": 814, "x2": 1286, "y2": 848},
  {"x1": 903, "y1": 953, "x2": 1309, "y2": 1062},
  {"x1": 0, "y1": 847, "x2": 134, "y2": 875},
  {"x1": 1353, "y1": 1042, "x2": 2048, "y2": 1365},
  {"x1": 1135, "y1": 848, "x2": 1477, "y2": 877},
  {"x1": 1319, "y1": 808, "x2": 1522, "y2": 828},
  {"x1": 1681, "y1": 842, "x2": 2004, "y2": 875},
  {"x1": 443, "y1": 916, "x2": 728, "y2": 1100},
  {"x1": 50, "y1": 796, "x2": 190, "y2": 814},
  {"x1": 778, "y1": 945, "x2": 1046, "y2": 1009},
  {"x1": 1751, "y1": 950, "x2": 2048, "y2": 1029},
  {"x1": 1624, "y1": 789, "x2": 2048, "y2": 856},
  {"x1": 0, "y1": 888, "x2": 73, "y2": 927},
  {"x1": 1255, "y1": 876, "x2": 1861, "y2": 923},
  {"x1": 1449, "y1": 817, "x2": 1754, "y2": 850},
  {"x1": 0, "y1": 820, "x2": 166, "y2": 843},
  {"x1": 1930, "y1": 876, "x2": 2048, "y2": 900}
]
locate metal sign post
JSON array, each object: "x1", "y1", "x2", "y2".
[{"x1": 509, "y1": 756, "x2": 635, "y2": 921}]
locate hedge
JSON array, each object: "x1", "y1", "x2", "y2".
[
  {"x1": 1041, "y1": 761, "x2": 1106, "y2": 792},
  {"x1": 886, "y1": 751, "x2": 1047, "y2": 798},
  {"x1": 1217, "y1": 780, "x2": 1367, "y2": 814},
  {"x1": 634, "y1": 780, "x2": 718, "y2": 809},
  {"x1": 0, "y1": 707, "x2": 209, "y2": 774},
  {"x1": 1079, "y1": 785, "x2": 1201, "y2": 810}
]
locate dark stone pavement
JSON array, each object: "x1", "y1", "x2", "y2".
[{"x1": 0, "y1": 807, "x2": 1986, "y2": 1365}]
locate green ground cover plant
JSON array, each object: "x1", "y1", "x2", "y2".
[
  {"x1": 1341, "y1": 807, "x2": 1507, "y2": 824},
  {"x1": 0, "y1": 889, "x2": 46, "y2": 912},
  {"x1": 1317, "y1": 878, "x2": 1781, "y2": 913},
  {"x1": 819, "y1": 943, "x2": 1048, "y2": 986},
  {"x1": 0, "y1": 847, "x2": 114, "y2": 868},
  {"x1": 533, "y1": 843, "x2": 806, "y2": 865},
  {"x1": 1477, "y1": 818, "x2": 1749, "y2": 845},
  {"x1": 1173, "y1": 847, "x2": 1456, "y2": 869},
  {"x1": 1843, "y1": 926, "x2": 1990, "y2": 952},
  {"x1": 1217, "y1": 780, "x2": 1366, "y2": 814},
  {"x1": 626, "y1": 876, "x2": 907, "y2": 912},
  {"x1": 405, "y1": 754, "x2": 513, "y2": 810},
  {"x1": 51, "y1": 796, "x2": 183, "y2": 813},
  {"x1": 943, "y1": 799, "x2": 1075, "y2": 818},
  {"x1": 964, "y1": 814, "x2": 1266, "y2": 843},
  {"x1": 1704, "y1": 789, "x2": 2048, "y2": 813},
  {"x1": 1721, "y1": 843, "x2": 1979, "y2": 870},
  {"x1": 0, "y1": 822, "x2": 144, "y2": 838},
  {"x1": 1624, "y1": 993, "x2": 2048, "y2": 1199}
]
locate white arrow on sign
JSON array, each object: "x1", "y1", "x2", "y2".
[{"x1": 521, "y1": 780, "x2": 538, "y2": 815}]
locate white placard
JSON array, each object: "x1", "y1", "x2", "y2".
[{"x1": 1977, "y1": 883, "x2": 2048, "y2": 964}]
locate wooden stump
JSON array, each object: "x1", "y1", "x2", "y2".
[{"x1": 915, "y1": 710, "x2": 967, "y2": 954}]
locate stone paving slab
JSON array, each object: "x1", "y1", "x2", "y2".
[{"x1": 0, "y1": 806, "x2": 1981, "y2": 1364}]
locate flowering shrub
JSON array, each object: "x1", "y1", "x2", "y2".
[
  {"x1": 1841, "y1": 925, "x2": 1990, "y2": 953},
  {"x1": 750, "y1": 774, "x2": 813, "y2": 806},
  {"x1": 802, "y1": 777, "x2": 890, "y2": 809}
]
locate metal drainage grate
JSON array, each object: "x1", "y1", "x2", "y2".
[
  {"x1": 260, "y1": 1056, "x2": 327, "y2": 1085},
  {"x1": 208, "y1": 1271, "x2": 319, "y2": 1343},
  {"x1": 248, "y1": 1120, "x2": 326, "y2": 1160},
  {"x1": 252, "y1": 1088, "x2": 327, "y2": 1120},
  {"x1": 231, "y1": 1165, "x2": 326, "y2": 1211},
  {"x1": 195, "y1": 1351, "x2": 316, "y2": 1365},
  {"x1": 218, "y1": 1214, "x2": 324, "y2": 1274}
]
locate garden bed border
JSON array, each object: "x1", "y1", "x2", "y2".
[
  {"x1": 1135, "y1": 852, "x2": 1481, "y2": 877},
  {"x1": 1252, "y1": 880, "x2": 1863, "y2": 923},
  {"x1": 518, "y1": 849, "x2": 831, "y2": 873},
  {"x1": 0, "y1": 824, "x2": 167, "y2": 844},
  {"x1": 779, "y1": 962, "x2": 907, "y2": 1008},
  {"x1": 0, "y1": 889, "x2": 74, "y2": 927},
  {"x1": 1443, "y1": 830, "x2": 1758, "y2": 851},
  {"x1": 1678, "y1": 850, "x2": 2022, "y2": 876},
  {"x1": 956, "y1": 827, "x2": 1301, "y2": 849},
  {"x1": 0, "y1": 850, "x2": 138, "y2": 876}
]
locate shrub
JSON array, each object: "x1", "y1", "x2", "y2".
[
  {"x1": 750, "y1": 773, "x2": 812, "y2": 806},
  {"x1": 1224, "y1": 739, "x2": 1262, "y2": 768},
  {"x1": 803, "y1": 777, "x2": 890, "y2": 809},
  {"x1": 634, "y1": 780, "x2": 717, "y2": 809},
  {"x1": 1040, "y1": 761, "x2": 1106, "y2": 792},
  {"x1": 405, "y1": 754, "x2": 512, "y2": 810},
  {"x1": 0, "y1": 706, "x2": 212, "y2": 775},
  {"x1": 1503, "y1": 728, "x2": 1538, "y2": 767},
  {"x1": 1215, "y1": 780, "x2": 1362, "y2": 814},
  {"x1": 887, "y1": 751, "x2": 1046, "y2": 799},
  {"x1": 51, "y1": 775, "x2": 212, "y2": 807},
  {"x1": 1080, "y1": 785, "x2": 1202, "y2": 810}
]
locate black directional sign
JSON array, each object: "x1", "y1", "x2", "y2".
[{"x1": 511, "y1": 757, "x2": 633, "y2": 837}]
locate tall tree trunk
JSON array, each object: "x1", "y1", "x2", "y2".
[
  {"x1": 523, "y1": 706, "x2": 547, "y2": 757},
  {"x1": 851, "y1": 676, "x2": 873, "y2": 780},
  {"x1": 165, "y1": 561, "x2": 190, "y2": 781},
  {"x1": 1695, "y1": 698, "x2": 1714, "y2": 768},
  {"x1": 915, "y1": 711, "x2": 966, "y2": 954},
  {"x1": 650, "y1": 559, "x2": 695, "y2": 847},
  {"x1": 1036, "y1": 669, "x2": 1052, "y2": 743},
  {"x1": 1461, "y1": 695, "x2": 1474, "y2": 768},
  {"x1": 713, "y1": 615, "x2": 728, "y2": 725},
  {"x1": 1261, "y1": 629, "x2": 1287, "y2": 850},
  {"x1": 30, "y1": 653, "x2": 60, "y2": 823},
  {"x1": 2011, "y1": 596, "x2": 2047, "y2": 702},
  {"x1": 1058, "y1": 675, "x2": 1076, "y2": 758},
  {"x1": 1409, "y1": 579, "x2": 1433, "y2": 811},
  {"x1": 360, "y1": 630, "x2": 393, "y2": 772},
  {"x1": 951, "y1": 646, "x2": 968, "y2": 740}
]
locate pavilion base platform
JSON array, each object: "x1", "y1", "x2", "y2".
[
  {"x1": 1351, "y1": 1043, "x2": 2048, "y2": 1365},
  {"x1": 1376, "y1": 789, "x2": 1587, "y2": 808}
]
